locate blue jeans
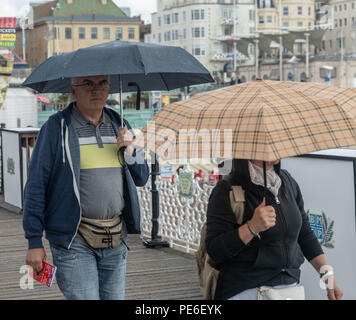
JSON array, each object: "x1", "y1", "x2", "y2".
[{"x1": 50, "y1": 233, "x2": 127, "y2": 300}]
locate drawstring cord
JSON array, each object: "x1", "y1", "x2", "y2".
[{"x1": 61, "y1": 119, "x2": 65, "y2": 164}]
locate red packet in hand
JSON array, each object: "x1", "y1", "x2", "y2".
[{"x1": 29, "y1": 261, "x2": 57, "y2": 287}]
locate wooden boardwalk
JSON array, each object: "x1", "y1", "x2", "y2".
[{"x1": 0, "y1": 206, "x2": 203, "y2": 300}]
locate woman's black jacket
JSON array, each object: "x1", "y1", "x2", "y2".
[{"x1": 206, "y1": 159, "x2": 323, "y2": 299}]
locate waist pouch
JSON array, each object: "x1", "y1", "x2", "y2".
[
  {"x1": 78, "y1": 216, "x2": 122, "y2": 249},
  {"x1": 257, "y1": 284, "x2": 305, "y2": 300}
]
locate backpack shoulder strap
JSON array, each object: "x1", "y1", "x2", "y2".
[{"x1": 229, "y1": 185, "x2": 245, "y2": 225}]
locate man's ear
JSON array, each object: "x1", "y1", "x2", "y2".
[{"x1": 70, "y1": 86, "x2": 76, "y2": 98}]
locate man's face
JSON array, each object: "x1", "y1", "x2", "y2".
[{"x1": 70, "y1": 75, "x2": 110, "y2": 111}]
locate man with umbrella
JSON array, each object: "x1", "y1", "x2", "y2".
[
  {"x1": 21, "y1": 40, "x2": 214, "y2": 299},
  {"x1": 23, "y1": 74, "x2": 149, "y2": 300}
]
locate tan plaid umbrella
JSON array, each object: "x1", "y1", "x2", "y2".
[{"x1": 140, "y1": 79, "x2": 356, "y2": 162}]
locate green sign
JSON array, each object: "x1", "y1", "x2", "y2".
[{"x1": 0, "y1": 40, "x2": 15, "y2": 47}]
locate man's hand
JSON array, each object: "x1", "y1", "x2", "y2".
[
  {"x1": 26, "y1": 248, "x2": 47, "y2": 273},
  {"x1": 117, "y1": 127, "x2": 135, "y2": 155},
  {"x1": 249, "y1": 198, "x2": 276, "y2": 233}
]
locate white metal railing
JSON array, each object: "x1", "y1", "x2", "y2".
[{"x1": 138, "y1": 175, "x2": 215, "y2": 254}]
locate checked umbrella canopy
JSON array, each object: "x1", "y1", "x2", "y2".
[{"x1": 141, "y1": 79, "x2": 356, "y2": 162}]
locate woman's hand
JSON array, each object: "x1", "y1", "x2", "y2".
[
  {"x1": 249, "y1": 198, "x2": 276, "y2": 233},
  {"x1": 324, "y1": 275, "x2": 343, "y2": 300}
]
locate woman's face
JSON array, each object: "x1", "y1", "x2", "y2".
[{"x1": 250, "y1": 160, "x2": 280, "y2": 169}]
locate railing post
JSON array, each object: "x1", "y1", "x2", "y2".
[{"x1": 142, "y1": 152, "x2": 169, "y2": 248}]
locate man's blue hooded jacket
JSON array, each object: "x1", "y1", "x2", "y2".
[{"x1": 23, "y1": 103, "x2": 149, "y2": 249}]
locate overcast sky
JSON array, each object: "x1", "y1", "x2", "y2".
[{"x1": 0, "y1": 0, "x2": 157, "y2": 23}]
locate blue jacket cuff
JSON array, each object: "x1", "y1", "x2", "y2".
[{"x1": 28, "y1": 237, "x2": 44, "y2": 249}]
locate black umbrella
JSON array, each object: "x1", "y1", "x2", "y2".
[
  {"x1": 23, "y1": 40, "x2": 214, "y2": 248},
  {"x1": 23, "y1": 40, "x2": 213, "y2": 126}
]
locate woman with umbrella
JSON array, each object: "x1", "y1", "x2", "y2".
[
  {"x1": 143, "y1": 79, "x2": 352, "y2": 300},
  {"x1": 206, "y1": 158, "x2": 343, "y2": 300}
]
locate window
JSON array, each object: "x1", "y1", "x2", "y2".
[
  {"x1": 297, "y1": 43, "x2": 303, "y2": 54},
  {"x1": 172, "y1": 29, "x2": 179, "y2": 40},
  {"x1": 344, "y1": 18, "x2": 347, "y2": 26},
  {"x1": 192, "y1": 27, "x2": 205, "y2": 38},
  {"x1": 172, "y1": 12, "x2": 179, "y2": 24},
  {"x1": 298, "y1": 21, "x2": 303, "y2": 28},
  {"x1": 345, "y1": 4, "x2": 347, "y2": 10},
  {"x1": 298, "y1": 6, "x2": 302, "y2": 15},
  {"x1": 224, "y1": 25, "x2": 233, "y2": 36},
  {"x1": 183, "y1": 11, "x2": 186, "y2": 21},
  {"x1": 128, "y1": 28, "x2": 135, "y2": 39},
  {"x1": 339, "y1": 19, "x2": 342, "y2": 27},
  {"x1": 337, "y1": 37, "x2": 342, "y2": 49},
  {"x1": 115, "y1": 27, "x2": 122, "y2": 40},
  {"x1": 91, "y1": 27, "x2": 98, "y2": 39},
  {"x1": 308, "y1": 7, "x2": 311, "y2": 16},
  {"x1": 53, "y1": 27, "x2": 59, "y2": 39},
  {"x1": 283, "y1": 21, "x2": 289, "y2": 28},
  {"x1": 191, "y1": 9, "x2": 204, "y2": 20},
  {"x1": 283, "y1": 7, "x2": 288, "y2": 16},
  {"x1": 192, "y1": 45, "x2": 205, "y2": 56},
  {"x1": 65, "y1": 27, "x2": 71, "y2": 39},
  {"x1": 353, "y1": 3, "x2": 355, "y2": 10},
  {"x1": 222, "y1": 7, "x2": 233, "y2": 19},
  {"x1": 164, "y1": 31, "x2": 171, "y2": 42},
  {"x1": 158, "y1": 33, "x2": 161, "y2": 43},
  {"x1": 182, "y1": 28, "x2": 186, "y2": 39},
  {"x1": 267, "y1": 16, "x2": 272, "y2": 24},
  {"x1": 334, "y1": 19, "x2": 338, "y2": 28},
  {"x1": 158, "y1": 16, "x2": 161, "y2": 27},
  {"x1": 249, "y1": 9, "x2": 255, "y2": 21},
  {"x1": 164, "y1": 14, "x2": 171, "y2": 25},
  {"x1": 259, "y1": 15, "x2": 264, "y2": 24},
  {"x1": 103, "y1": 27, "x2": 110, "y2": 40},
  {"x1": 329, "y1": 39, "x2": 333, "y2": 49},
  {"x1": 78, "y1": 27, "x2": 85, "y2": 39}
]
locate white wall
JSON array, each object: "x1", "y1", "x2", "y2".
[{"x1": 0, "y1": 87, "x2": 37, "y2": 128}]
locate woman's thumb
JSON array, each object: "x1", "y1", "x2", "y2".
[{"x1": 259, "y1": 197, "x2": 266, "y2": 207}]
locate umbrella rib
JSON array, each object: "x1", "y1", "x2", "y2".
[{"x1": 159, "y1": 72, "x2": 170, "y2": 91}]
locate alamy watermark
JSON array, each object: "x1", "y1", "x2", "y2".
[{"x1": 123, "y1": 120, "x2": 234, "y2": 174}]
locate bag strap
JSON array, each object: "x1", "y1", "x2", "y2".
[{"x1": 228, "y1": 183, "x2": 245, "y2": 225}]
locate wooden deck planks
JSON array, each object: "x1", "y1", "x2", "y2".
[{"x1": 0, "y1": 206, "x2": 203, "y2": 300}]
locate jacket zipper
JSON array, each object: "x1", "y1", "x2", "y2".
[
  {"x1": 267, "y1": 191, "x2": 288, "y2": 270},
  {"x1": 64, "y1": 124, "x2": 82, "y2": 250},
  {"x1": 274, "y1": 193, "x2": 289, "y2": 269}
]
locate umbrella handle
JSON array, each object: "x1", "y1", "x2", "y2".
[
  {"x1": 263, "y1": 161, "x2": 267, "y2": 204},
  {"x1": 119, "y1": 75, "x2": 124, "y2": 128}
]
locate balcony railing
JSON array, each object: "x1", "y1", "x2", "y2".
[{"x1": 139, "y1": 174, "x2": 215, "y2": 254}]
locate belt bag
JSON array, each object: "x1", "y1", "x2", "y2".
[
  {"x1": 78, "y1": 216, "x2": 122, "y2": 249},
  {"x1": 257, "y1": 284, "x2": 305, "y2": 300}
]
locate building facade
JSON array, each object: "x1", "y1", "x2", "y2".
[
  {"x1": 147, "y1": 0, "x2": 320, "y2": 82},
  {"x1": 15, "y1": 0, "x2": 141, "y2": 69},
  {"x1": 147, "y1": 0, "x2": 256, "y2": 81}
]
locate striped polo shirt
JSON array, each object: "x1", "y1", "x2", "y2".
[{"x1": 71, "y1": 104, "x2": 124, "y2": 220}]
